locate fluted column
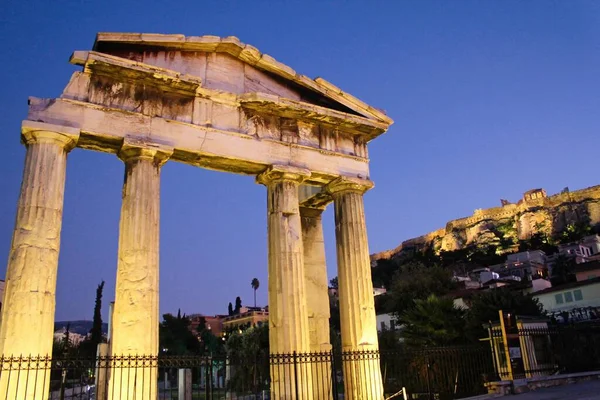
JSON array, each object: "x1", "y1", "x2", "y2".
[
  {"x1": 326, "y1": 177, "x2": 383, "y2": 400},
  {"x1": 108, "y1": 139, "x2": 172, "y2": 400},
  {"x1": 0, "y1": 121, "x2": 79, "y2": 400},
  {"x1": 257, "y1": 165, "x2": 313, "y2": 400},
  {"x1": 300, "y1": 206, "x2": 332, "y2": 400}
]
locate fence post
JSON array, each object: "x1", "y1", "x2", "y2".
[
  {"x1": 95, "y1": 343, "x2": 109, "y2": 400},
  {"x1": 208, "y1": 354, "x2": 213, "y2": 400},
  {"x1": 178, "y1": 367, "x2": 192, "y2": 400},
  {"x1": 498, "y1": 310, "x2": 514, "y2": 381},
  {"x1": 59, "y1": 366, "x2": 67, "y2": 400},
  {"x1": 204, "y1": 355, "x2": 209, "y2": 400},
  {"x1": 331, "y1": 349, "x2": 339, "y2": 399},
  {"x1": 426, "y1": 352, "x2": 433, "y2": 400},
  {"x1": 293, "y1": 351, "x2": 299, "y2": 399},
  {"x1": 488, "y1": 323, "x2": 499, "y2": 381}
]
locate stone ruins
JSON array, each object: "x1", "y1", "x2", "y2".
[
  {"x1": 0, "y1": 33, "x2": 393, "y2": 399},
  {"x1": 372, "y1": 185, "x2": 600, "y2": 261}
]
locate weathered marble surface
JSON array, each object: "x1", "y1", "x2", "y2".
[
  {"x1": 29, "y1": 33, "x2": 393, "y2": 185},
  {"x1": 327, "y1": 177, "x2": 384, "y2": 399},
  {"x1": 0, "y1": 121, "x2": 79, "y2": 399},
  {"x1": 301, "y1": 207, "x2": 332, "y2": 399},
  {"x1": 257, "y1": 165, "x2": 313, "y2": 399},
  {"x1": 2, "y1": 32, "x2": 394, "y2": 400},
  {"x1": 108, "y1": 139, "x2": 172, "y2": 400}
]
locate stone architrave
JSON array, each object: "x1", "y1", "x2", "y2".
[
  {"x1": 300, "y1": 206, "x2": 332, "y2": 400},
  {"x1": 326, "y1": 177, "x2": 384, "y2": 400},
  {"x1": 108, "y1": 139, "x2": 172, "y2": 400},
  {"x1": 0, "y1": 122, "x2": 79, "y2": 400},
  {"x1": 257, "y1": 165, "x2": 313, "y2": 400}
]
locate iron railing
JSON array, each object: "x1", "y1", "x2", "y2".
[
  {"x1": 489, "y1": 322, "x2": 600, "y2": 380},
  {"x1": 0, "y1": 346, "x2": 493, "y2": 400}
]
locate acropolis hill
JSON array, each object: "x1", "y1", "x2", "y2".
[{"x1": 372, "y1": 185, "x2": 600, "y2": 261}]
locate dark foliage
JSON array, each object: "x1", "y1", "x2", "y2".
[
  {"x1": 465, "y1": 287, "x2": 544, "y2": 340},
  {"x1": 386, "y1": 263, "x2": 459, "y2": 322},
  {"x1": 550, "y1": 254, "x2": 577, "y2": 286},
  {"x1": 401, "y1": 295, "x2": 467, "y2": 348},
  {"x1": 159, "y1": 313, "x2": 201, "y2": 355}
]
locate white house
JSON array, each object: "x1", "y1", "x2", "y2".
[
  {"x1": 533, "y1": 277, "x2": 600, "y2": 322},
  {"x1": 376, "y1": 313, "x2": 398, "y2": 332}
]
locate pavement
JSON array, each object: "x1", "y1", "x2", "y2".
[
  {"x1": 461, "y1": 380, "x2": 600, "y2": 400},
  {"x1": 509, "y1": 380, "x2": 600, "y2": 399}
]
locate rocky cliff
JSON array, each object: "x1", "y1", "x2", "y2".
[{"x1": 372, "y1": 185, "x2": 600, "y2": 261}]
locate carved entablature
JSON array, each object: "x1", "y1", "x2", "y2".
[{"x1": 27, "y1": 33, "x2": 393, "y2": 185}]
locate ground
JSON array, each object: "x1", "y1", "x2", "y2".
[{"x1": 508, "y1": 380, "x2": 600, "y2": 400}]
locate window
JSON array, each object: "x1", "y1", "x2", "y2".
[
  {"x1": 380, "y1": 322, "x2": 386, "y2": 331},
  {"x1": 574, "y1": 289, "x2": 583, "y2": 301},
  {"x1": 564, "y1": 292, "x2": 574, "y2": 303},
  {"x1": 390, "y1": 320, "x2": 396, "y2": 331},
  {"x1": 555, "y1": 294, "x2": 564, "y2": 304}
]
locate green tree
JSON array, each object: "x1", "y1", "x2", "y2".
[
  {"x1": 251, "y1": 278, "x2": 260, "y2": 308},
  {"x1": 52, "y1": 323, "x2": 77, "y2": 357},
  {"x1": 234, "y1": 297, "x2": 242, "y2": 314},
  {"x1": 371, "y1": 258, "x2": 399, "y2": 289},
  {"x1": 329, "y1": 289, "x2": 341, "y2": 345},
  {"x1": 90, "y1": 281, "x2": 105, "y2": 344},
  {"x1": 159, "y1": 313, "x2": 201, "y2": 355},
  {"x1": 518, "y1": 232, "x2": 558, "y2": 254},
  {"x1": 377, "y1": 328, "x2": 402, "y2": 351},
  {"x1": 228, "y1": 302, "x2": 234, "y2": 316},
  {"x1": 550, "y1": 254, "x2": 577, "y2": 286},
  {"x1": 62, "y1": 323, "x2": 72, "y2": 353},
  {"x1": 465, "y1": 288, "x2": 544, "y2": 340},
  {"x1": 52, "y1": 337, "x2": 67, "y2": 358},
  {"x1": 329, "y1": 277, "x2": 338, "y2": 289},
  {"x1": 195, "y1": 316, "x2": 224, "y2": 355},
  {"x1": 226, "y1": 324, "x2": 269, "y2": 394},
  {"x1": 387, "y1": 263, "x2": 459, "y2": 322},
  {"x1": 79, "y1": 280, "x2": 106, "y2": 357},
  {"x1": 54, "y1": 323, "x2": 77, "y2": 357},
  {"x1": 401, "y1": 295, "x2": 466, "y2": 348},
  {"x1": 557, "y1": 222, "x2": 592, "y2": 244},
  {"x1": 197, "y1": 316, "x2": 207, "y2": 332}
]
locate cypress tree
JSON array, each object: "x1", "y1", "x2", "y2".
[{"x1": 89, "y1": 281, "x2": 105, "y2": 345}]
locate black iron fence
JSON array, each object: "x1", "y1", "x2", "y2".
[
  {"x1": 489, "y1": 321, "x2": 600, "y2": 381},
  {"x1": 0, "y1": 346, "x2": 493, "y2": 400},
  {"x1": 380, "y1": 346, "x2": 493, "y2": 399}
]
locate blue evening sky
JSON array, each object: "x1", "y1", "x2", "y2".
[{"x1": 0, "y1": 1, "x2": 599, "y2": 321}]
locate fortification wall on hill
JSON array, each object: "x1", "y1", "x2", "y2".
[{"x1": 371, "y1": 185, "x2": 600, "y2": 261}]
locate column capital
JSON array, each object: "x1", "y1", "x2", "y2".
[
  {"x1": 325, "y1": 176, "x2": 374, "y2": 196},
  {"x1": 256, "y1": 165, "x2": 311, "y2": 186},
  {"x1": 299, "y1": 206, "x2": 324, "y2": 218},
  {"x1": 118, "y1": 137, "x2": 173, "y2": 166},
  {"x1": 21, "y1": 121, "x2": 80, "y2": 151}
]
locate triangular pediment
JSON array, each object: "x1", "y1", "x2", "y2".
[{"x1": 90, "y1": 32, "x2": 392, "y2": 126}]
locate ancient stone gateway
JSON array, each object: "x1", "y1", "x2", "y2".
[{"x1": 0, "y1": 33, "x2": 393, "y2": 399}]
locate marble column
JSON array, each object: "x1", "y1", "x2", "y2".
[
  {"x1": 256, "y1": 165, "x2": 313, "y2": 400},
  {"x1": 108, "y1": 139, "x2": 172, "y2": 400},
  {"x1": 326, "y1": 177, "x2": 383, "y2": 400},
  {"x1": 300, "y1": 206, "x2": 332, "y2": 400},
  {"x1": 0, "y1": 121, "x2": 79, "y2": 400}
]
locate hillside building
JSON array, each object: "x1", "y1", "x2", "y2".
[{"x1": 222, "y1": 308, "x2": 269, "y2": 334}]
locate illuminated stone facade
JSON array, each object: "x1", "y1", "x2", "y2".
[
  {"x1": 373, "y1": 185, "x2": 600, "y2": 261},
  {"x1": 0, "y1": 33, "x2": 393, "y2": 399}
]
